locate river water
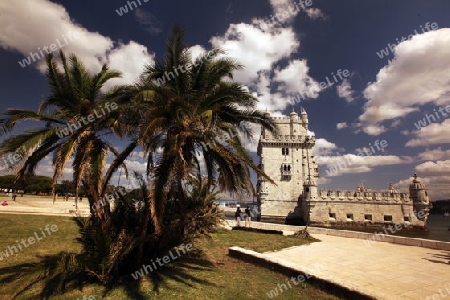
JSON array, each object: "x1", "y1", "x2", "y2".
[{"x1": 419, "y1": 213, "x2": 450, "y2": 242}]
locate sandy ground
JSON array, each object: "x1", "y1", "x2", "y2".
[
  {"x1": 0, "y1": 195, "x2": 238, "y2": 219},
  {"x1": 0, "y1": 195, "x2": 91, "y2": 217}
]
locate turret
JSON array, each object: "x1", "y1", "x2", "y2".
[
  {"x1": 289, "y1": 109, "x2": 298, "y2": 121},
  {"x1": 409, "y1": 174, "x2": 431, "y2": 221},
  {"x1": 303, "y1": 175, "x2": 317, "y2": 200},
  {"x1": 301, "y1": 108, "x2": 309, "y2": 130},
  {"x1": 289, "y1": 109, "x2": 299, "y2": 135},
  {"x1": 387, "y1": 182, "x2": 399, "y2": 200},
  {"x1": 262, "y1": 109, "x2": 271, "y2": 139}
]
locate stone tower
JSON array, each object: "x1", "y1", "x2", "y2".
[
  {"x1": 256, "y1": 109, "x2": 319, "y2": 224},
  {"x1": 409, "y1": 173, "x2": 431, "y2": 220}
]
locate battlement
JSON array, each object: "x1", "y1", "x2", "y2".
[
  {"x1": 316, "y1": 190, "x2": 410, "y2": 203},
  {"x1": 260, "y1": 134, "x2": 315, "y2": 143},
  {"x1": 270, "y1": 116, "x2": 292, "y2": 120}
]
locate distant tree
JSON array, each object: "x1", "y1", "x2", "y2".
[
  {"x1": 0, "y1": 175, "x2": 17, "y2": 190},
  {"x1": 56, "y1": 180, "x2": 74, "y2": 195},
  {"x1": 0, "y1": 175, "x2": 52, "y2": 193},
  {"x1": 24, "y1": 175, "x2": 52, "y2": 194}
]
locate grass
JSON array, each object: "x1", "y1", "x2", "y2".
[
  {"x1": 222, "y1": 227, "x2": 319, "y2": 252},
  {"x1": 0, "y1": 214, "x2": 341, "y2": 300}
]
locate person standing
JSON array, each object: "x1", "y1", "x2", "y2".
[
  {"x1": 245, "y1": 205, "x2": 252, "y2": 227},
  {"x1": 235, "y1": 205, "x2": 242, "y2": 227},
  {"x1": 11, "y1": 191, "x2": 17, "y2": 201}
]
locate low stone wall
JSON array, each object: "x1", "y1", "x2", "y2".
[
  {"x1": 224, "y1": 220, "x2": 450, "y2": 251},
  {"x1": 307, "y1": 227, "x2": 450, "y2": 250},
  {"x1": 225, "y1": 220, "x2": 301, "y2": 232}
]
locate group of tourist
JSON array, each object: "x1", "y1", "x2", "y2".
[{"x1": 235, "y1": 205, "x2": 252, "y2": 227}]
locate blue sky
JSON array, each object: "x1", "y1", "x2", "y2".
[{"x1": 0, "y1": 0, "x2": 449, "y2": 199}]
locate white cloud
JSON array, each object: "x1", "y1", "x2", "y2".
[
  {"x1": 273, "y1": 59, "x2": 320, "y2": 98},
  {"x1": 210, "y1": 20, "x2": 299, "y2": 85},
  {"x1": 318, "y1": 154, "x2": 412, "y2": 177},
  {"x1": 313, "y1": 138, "x2": 337, "y2": 156},
  {"x1": 336, "y1": 122, "x2": 347, "y2": 130},
  {"x1": 267, "y1": 0, "x2": 325, "y2": 24},
  {"x1": 406, "y1": 119, "x2": 450, "y2": 147},
  {"x1": 7, "y1": 157, "x2": 73, "y2": 180},
  {"x1": 0, "y1": 0, "x2": 154, "y2": 86},
  {"x1": 418, "y1": 147, "x2": 450, "y2": 161},
  {"x1": 189, "y1": 45, "x2": 207, "y2": 61},
  {"x1": 134, "y1": 9, "x2": 163, "y2": 35},
  {"x1": 317, "y1": 176, "x2": 330, "y2": 185},
  {"x1": 358, "y1": 28, "x2": 450, "y2": 135},
  {"x1": 336, "y1": 79, "x2": 354, "y2": 102},
  {"x1": 254, "y1": 71, "x2": 287, "y2": 112},
  {"x1": 362, "y1": 125, "x2": 387, "y2": 136},
  {"x1": 415, "y1": 160, "x2": 450, "y2": 174},
  {"x1": 269, "y1": 0, "x2": 300, "y2": 23},
  {"x1": 210, "y1": 9, "x2": 322, "y2": 118},
  {"x1": 104, "y1": 41, "x2": 155, "y2": 89},
  {"x1": 390, "y1": 119, "x2": 402, "y2": 128},
  {"x1": 305, "y1": 8, "x2": 325, "y2": 20},
  {"x1": 122, "y1": 159, "x2": 147, "y2": 175}
]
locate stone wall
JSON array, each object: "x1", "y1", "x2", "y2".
[{"x1": 223, "y1": 220, "x2": 450, "y2": 250}]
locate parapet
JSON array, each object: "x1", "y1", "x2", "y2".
[{"x1": 316, "y1": 190, "x2": 410, "y2": 203}]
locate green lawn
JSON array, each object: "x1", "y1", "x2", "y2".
[{"x1": 0, "y1": 214, "x2": 342, "y2": 299}]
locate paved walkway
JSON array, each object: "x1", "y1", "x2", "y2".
[
  {"x1": 0, "y1": 195, "x2": 90, "y2": 216},
  {"x1": 263, "y1": 233, "x2": 450, "y2": 300}
]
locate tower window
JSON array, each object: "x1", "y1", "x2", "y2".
[
  {"x1": 282, "y1": 148, "x2": 289, "y2": 155},
  {"x1": 281, "y1": 163, "x2": 292, "y2": 174},
  {"x1": 281, "y1": 163, "x2": 292, "y2": 180},
  {"x1": 384, "y1": 215, "x2": 393, "y2": 222}
]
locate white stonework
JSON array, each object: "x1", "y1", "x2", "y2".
[
  {"x1": 256, "y1": 111, "x2": 431, "y2": 229},
  {"x1": 256, "y1": 109, "x2": 318, "y2": 221}
]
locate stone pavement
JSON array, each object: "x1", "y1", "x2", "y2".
[
  {"x1": 261, "y1": 233, "x2": 450, "y2": 299},
  {"x1": 0, "y1": 195, "x2": 90, "y2": 216}
]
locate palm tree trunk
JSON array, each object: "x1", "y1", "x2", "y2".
[{"x1": 135, "y1": 191, "x2": 151, "y2": 271}]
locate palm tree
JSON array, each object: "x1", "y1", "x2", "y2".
[
  {"x1": 0, "y1": 29, "x2": 279, "y2": 291},
  {"x1": 0, "y1": 51, "x2": 135, "y2": 222},
  {"x1": 136, "y1": 27, "x2": 277, "y2": 234}
]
